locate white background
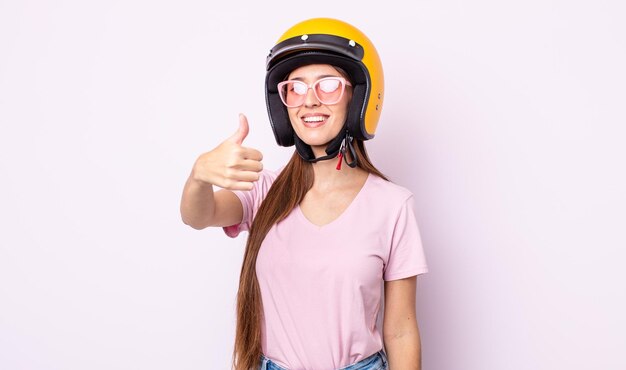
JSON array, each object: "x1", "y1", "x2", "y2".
[{"x1": 1, "y1": 0, "x2": 624, "y2": 369}]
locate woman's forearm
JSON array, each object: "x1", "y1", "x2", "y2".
[
  {"x1": 384, "y1": 330, "x2": 422, "y2": 370},
  {"x1": 180, "y1": 170, "x2": 216, "y2": 229}
]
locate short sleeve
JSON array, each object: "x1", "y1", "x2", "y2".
[
  {"x1": 383, "y1": 195, "x2": 429, "y2": 281},
  {"x1": 222, "y1": 169, "x2": 278, "y2": 238}
]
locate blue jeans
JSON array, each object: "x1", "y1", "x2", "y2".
[{"x1": 259, "y1": 349, "x2": 388, "y2": 370}]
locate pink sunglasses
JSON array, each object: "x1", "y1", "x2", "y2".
[{"x1": 277, "y1": 77, "x2": 352, "y2": 107}]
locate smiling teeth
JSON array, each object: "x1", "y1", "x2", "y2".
[{"x1": 303, "y1": 116, "x2": 326, "y2": 122}]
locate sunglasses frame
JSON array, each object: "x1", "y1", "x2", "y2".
[{"x1": 277, "y1": 76, "x2": 352, "y2": 108}]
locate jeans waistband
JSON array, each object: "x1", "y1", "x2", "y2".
[{"x1": 259, "y1": 349, "x2": 388, "y2": 370}]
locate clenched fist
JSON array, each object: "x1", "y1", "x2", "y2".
[{"x1": 192, "y1": 113, "x2": 263, "y2": 191}]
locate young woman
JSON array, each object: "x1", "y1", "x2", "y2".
[{"x1": 180, "y1": 18, "x2": 429, "y2": 370}]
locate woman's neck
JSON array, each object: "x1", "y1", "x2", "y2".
[{"x1": 309, "y1": 151, "x2": 366, "y2": 190}]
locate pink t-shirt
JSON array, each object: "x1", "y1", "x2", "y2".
[{"x1": 224, "y1": 168, "x2": 428, "y2": 370}]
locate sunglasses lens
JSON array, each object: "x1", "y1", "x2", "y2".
[
  {"x1": 317, "y1": 79, "x2": 341, "y2": 93},
  {"x1": 279, "y1": 81, "x2": 307, "y2": 107},
  {"x1": 315, "y1": 78, "x2": 343, "y2": 104}
]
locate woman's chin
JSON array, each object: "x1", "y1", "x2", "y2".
[
  {"x1": 295, "y1": 129, "x2": 343, "y2": 146},
  {"x1": 297, "y1": 135, "x2": 333, "y2": 148}
]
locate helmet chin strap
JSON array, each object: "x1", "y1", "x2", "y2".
[{"x1": 294, "y1": 129, "x2": 358, "y2": 169}]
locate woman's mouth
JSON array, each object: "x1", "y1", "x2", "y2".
[{"x1": 301, "y1": 115, "x2": 329, "y2": 128}]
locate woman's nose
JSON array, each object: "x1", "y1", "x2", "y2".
[{"x1": 303, "y1": 87, "x2": 320, "y2": 107}]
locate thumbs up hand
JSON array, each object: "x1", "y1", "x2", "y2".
[{"x1": 192, "y1": 114, "x2": 264, "y2": 191}]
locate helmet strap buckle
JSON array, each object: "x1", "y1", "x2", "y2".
[{"x1": 336, "y1": 131, "x2": 357, "y2": 170}]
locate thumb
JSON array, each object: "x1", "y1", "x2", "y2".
[{"x1": 228, "y1": 113, "x2": 249, "y2": 145}]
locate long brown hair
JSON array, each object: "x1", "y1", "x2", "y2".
[{"x1": 231, "y1": 139, "x2": 388, "y2": 370}]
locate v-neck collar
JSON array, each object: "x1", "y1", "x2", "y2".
[{"x1": 295, "y1": 173, "x2": 372, "y2": 231}]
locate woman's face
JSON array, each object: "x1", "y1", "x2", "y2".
[{"x1": 285, "y1": 64, "x2": 352, "y2": 151}]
